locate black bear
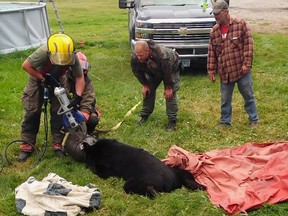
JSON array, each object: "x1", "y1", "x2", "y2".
[{"x1": 84, "y1": 138, "x2": 206, "y2": 198}]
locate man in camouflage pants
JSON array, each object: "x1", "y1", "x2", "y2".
[{"x1": 131, "y1": 40, "x2": 182, "y2": 131}]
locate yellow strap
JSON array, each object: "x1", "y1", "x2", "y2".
[
  {"x1": 95, "y1": 100, "x2": 141, "y2": 133},
  {"x1": 62, "y1": 132, "x2": 70, "y2": 147}
]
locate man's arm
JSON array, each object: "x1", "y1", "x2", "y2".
[
  {"x1": 79, "y1": 78, "x2": 96, "y2": 114},
  {"x1": 242, "y1": 20, "x2": 254, "y2": 68},
  {"x1": 207, "y1": 35, "x2": 217, "y2": 83},
  {"x1": 161, "y1": 58, "x2": 174, "y2": 88},
  {"x1": 74, "y1": 75, "x2": 85, "y2": 97},
  {"x1": 131, "y1": 56, "x2": 148, "y2": 86},
  {"x1": 22, "y1": 60, "x2": 45, "y2": 81}
]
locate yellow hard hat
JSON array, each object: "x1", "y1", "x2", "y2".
[{"x1": 47, "y1": 33, "x2": 75, "y2": 65}]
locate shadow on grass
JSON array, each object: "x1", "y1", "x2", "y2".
[{"x1": 181, "y1": 58, "x2": 208, "y2": 77}]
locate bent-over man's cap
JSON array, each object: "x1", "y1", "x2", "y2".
[{"x1": 211, "y1": 0, "x2": 229, "y2": 14}]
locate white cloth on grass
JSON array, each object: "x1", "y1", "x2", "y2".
[{"x1": 15, "y1": 173, "x2": 101, "y2": 216}]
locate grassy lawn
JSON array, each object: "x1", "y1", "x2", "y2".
[{"x1": 1, "y1": 0, "x2": 288, "y2": 215}]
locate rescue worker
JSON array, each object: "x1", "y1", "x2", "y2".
[
  {"x1": 65, "y1": 51, "x2": 100, "y2": 135},
  {"x1": 131, "y1": 40, "x2": 181, "y2": 131},
  {"x1": 18, "y1": 33, "x2": 85, "y2": 161}
]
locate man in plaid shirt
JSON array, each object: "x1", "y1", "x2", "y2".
[{"x1": 207, "y1": 0, "x2": 259, "y2": 127}]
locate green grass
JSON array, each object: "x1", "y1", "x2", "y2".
[{"x1": 1, "y1": 0, "x2": 288, "y2": 215}]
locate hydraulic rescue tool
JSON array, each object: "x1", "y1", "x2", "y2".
[{"x1": 54, "y1": 86, "x2": 87, "y2": 139}]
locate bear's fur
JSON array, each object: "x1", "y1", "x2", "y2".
[{"x1": 84, "y1": 138, "x2": 206, "y2": 198}]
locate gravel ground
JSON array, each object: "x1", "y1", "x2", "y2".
[{"x1": 229, "y1": 0, "x2": 288, "y2": 34}]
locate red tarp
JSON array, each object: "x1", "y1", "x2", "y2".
[{"x1": 162, "y1": 142, "x2": 288, "y2": 215}]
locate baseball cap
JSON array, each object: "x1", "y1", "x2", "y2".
[{"x1": 211, "y1": 0, "x2": 229, "y2": 15}]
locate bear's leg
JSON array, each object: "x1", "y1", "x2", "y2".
[
  {"x1": 181, "y1": 170, "x2": 206, "y2": 191},
  {"x1": 124, "y1": 178, "x2": 157, "y2": 199}
]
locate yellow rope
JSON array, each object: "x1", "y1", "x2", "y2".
[
  {"x1": 62, "y1": 132, "x2": 70, "y2": 147},
  {"x1": 95, "y1": 100, "x2": 141, "y2": 133}
]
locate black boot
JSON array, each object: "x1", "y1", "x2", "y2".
[
  {"x1": 18, "y1": 151, "x2": 32, "y2": 162},
  {"x1": 167, "y1": 120, "x2": 177, "y2": 131},
  {"x1": 54, "y1": 149, "x2": 66, "y2": 157},
  {"x1": 136, "y1": 116, "x2": 148, "y2": 127}
]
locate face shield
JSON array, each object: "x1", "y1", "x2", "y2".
[{"x1": 49, "y1": 52, "x2": 76, "y2": 66}]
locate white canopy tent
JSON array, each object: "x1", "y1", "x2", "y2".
[{"x1": 0, "y1": 2, "x2": 50, "y2": 54}]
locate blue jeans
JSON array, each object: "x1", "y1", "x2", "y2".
[{"x1": 220, "y1": 71, "x2": 258, "y2": 124}]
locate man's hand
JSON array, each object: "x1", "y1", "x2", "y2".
[
  {"x1": 164, "y1": 86, "x2": 173, "y2": 101},
  {"x1": 209, "y1": 73, "x2": 216, "y2": 83},
  {"x1": 142, "y1": 85, "x2": 150, "y2": 98},
  {"x1": 242, "y1": 65, "x2": 251, "y2": 74}
]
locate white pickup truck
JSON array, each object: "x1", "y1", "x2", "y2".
[{"x1": 119, "y1": 0, "x2": 218, "y2": 68}]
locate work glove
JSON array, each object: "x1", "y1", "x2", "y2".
[
  {"x1": 142, "y1": 85, "x2": 150, "y2": 98},
  {"x1": 81, "y1": 111, "x2": 90, "y2": 121},
  {"x1": 164, "y1": 86, "x2": 173, "y2": 101},
  {"x1": 43, "y1": 73, "x2": 60, "y2": 88},
  {"x1": 67, "y1": 94, "x2": 82, "y2": 109}
]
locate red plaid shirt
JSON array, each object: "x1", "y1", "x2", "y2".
[{"x1": 207, "y1": 17, "x2": 254, "y2": 83}]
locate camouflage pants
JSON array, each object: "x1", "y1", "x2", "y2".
[
  {"x1": 20, "y1": 76, "x2": 64, "y2": 151},
  {"x1": 139, "y1": 72, "x2": 181, "y2": 121}
]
